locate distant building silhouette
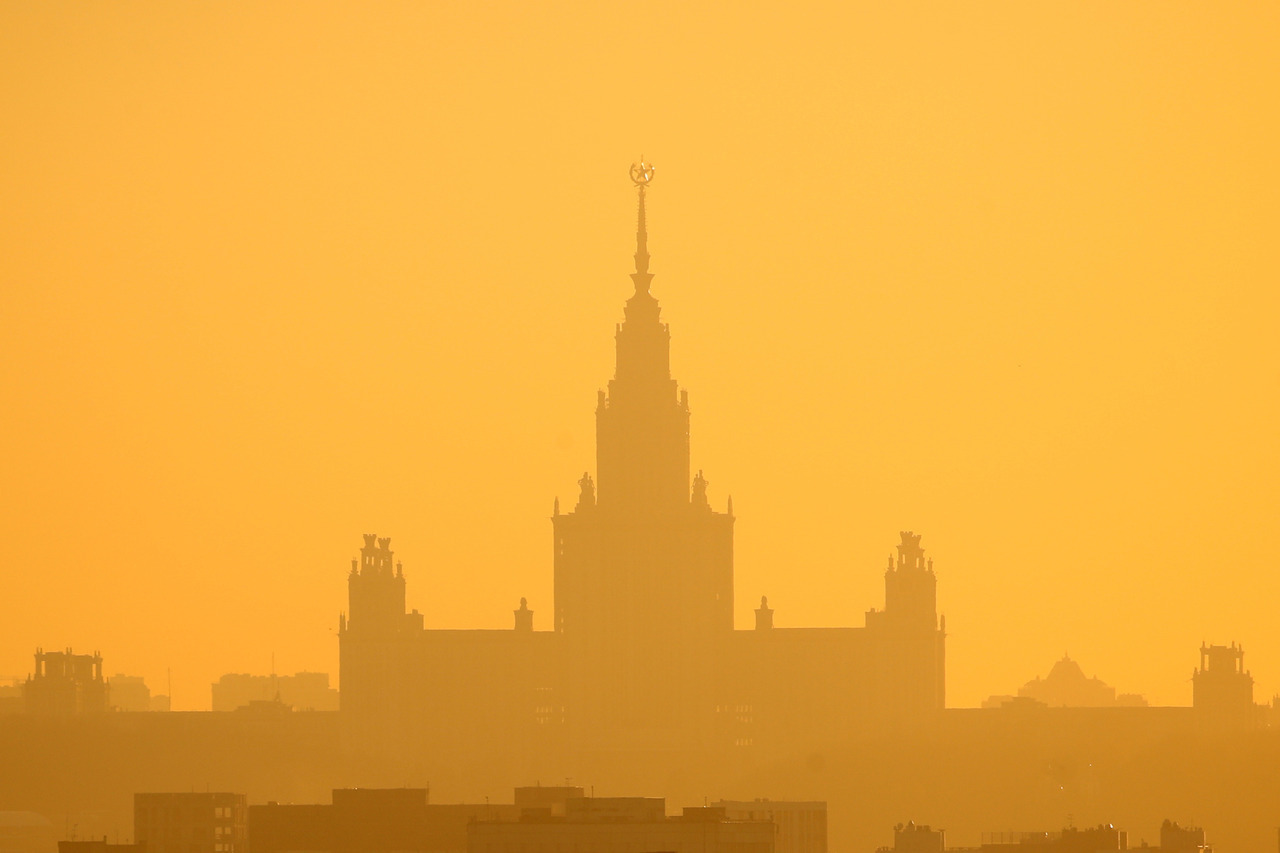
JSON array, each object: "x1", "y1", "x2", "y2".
[
  {"x1": 1192, "y1": 642, "x2": 1254, "y2": 726},
  {"x1": 135, "y1": 793, "x2": 246, "y2": 853},
  {"x1": 468, "y1": 798, "x2": 774, "y2": 853},
  {"x1": 248, "y1": 789, "x2": 791, "y2": 853},
  {"x1": 107, "y1": 675, "x2": 151, "y2": 712},
  {"x1": 338, "y1": 166, "x2": 945, "y2": 755},
  {"x1": 249, "y1": 787, "x2": 574, "y2": 853},
  {"x1": 713, "y1": 800, "x2": 826, "y2": 853},
  {"x1": 251, "y1": 789, "x2": 438, "y2": 853},
  {"x1": 975, "y1": 826, "x2": 1128, "y2": 851},
  {"x1": 879, "y1": 821, "x2": 1210, "y2": 852},
  {"x1": 211, "y1": 672, "x2": 338, "y2": 712},
  {"x1": 885, "y1": 822, "x2": 944, "y2": 853},
  {"x1": 59, "y1": 841, "x2": 145, "y2": 853},
  {"x1": 982, "y1": 655, "x2": 1147, "y2": 709},
  {"x1": 1159, "y1": 820, "x2": 1209, "y2": 852},
  {"x1": 0, "y1": 161, "x2": 1271, "y2": 853},
  {"x1": 23, "y1": 648, "x2": 106, "y2": 715},
  {"x1": 0, "y1": 683, "x2": 24, "y2": 714}
]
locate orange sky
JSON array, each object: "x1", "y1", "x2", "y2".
[{"x1": 1, "y1": 2, "x2": 1277, "y2": 710}]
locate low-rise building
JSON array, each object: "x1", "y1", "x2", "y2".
[
  {"x1": 467, "y1": 798, "x2": 773, "y2": 853},
  {"x1": 713, "y1": 799, "x2": 826, "y2": 853},
  {"x1": 249, "y1": 788, "x2": 520, "y2": 853},
  {"x1": 59, "y1": 840, "x2": 146, "y2": 853},
  {"x1": 878, "y1": 820, "x2": 1210, "y2": 852},
  {"x1": 135, "y1": 793, "x2": 247, "y2": 853},
  {"x1": 211, "y1": 673, "x2": 338, "y2": 712}
]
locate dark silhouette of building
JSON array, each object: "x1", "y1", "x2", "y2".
[
  {"x1": 467, "y1": 798, "x2": 774, "y2": 853},
  {"x1": 512, "y1": 786, "x2": 583, "y2": 818},
  {"x1": 983, "y1": 655, "x2": 1147, "y2": 709},
  {"x1": 249, "y1": 787, "x2": 575, "y2": 853},
  {"x1": 59, "y1": 841, "x2": 145, "y2": 853},
  {"x1": 23, "y1": 649, "x2": 106, "y2": 715},
  {"x1": 0, "y1": 164, "x2": 1273, "y2": 853},
  {"x1": 211, "y1": 672, "x2": 338, "y2": 712},
  {"x1": 884, "y1": 823, "x2": 944, "y2": 853},
  {"x1": 134, "y1": 794, "x2": 246, "y2": 853},
  {"x1": 712, "y1": 800, "x2": 826, "y2": 853},
  {"x1": 107, "y1": 675, "x2": 151, "y2": 713},
  {"x1": 1159, "y1": 820, "x2": 1209, "y2": 852},
  {"x1": 338, "y1": 162, "x2": 946, "y2": 757},
  {"x1": 879, "y1": 821, "x2": 1212, "y2": 852},
  {"x1": 1192, "y1": 643, "x2": 1253, "y2": 725},
  {"x1": 248, "y1": 789, "x2": 786, "y2": 853},
  {"x1": 251, "y1": 789, "x2": 436, "y2": 853},
  {"x1": 974, "y1": 826, "x2": 1127, "y2": 851},
  {"x1": 0, "y1": 683, "x2": 26, "y2": 714}
]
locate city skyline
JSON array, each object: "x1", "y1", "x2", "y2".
[{"x1": 2, "y1": 4, "x2": 1276, "y2": 714}]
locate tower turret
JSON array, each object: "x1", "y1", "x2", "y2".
[
  {"x1": 883, "y1": 531, "x2": 938, "y2": 630},
  {"x1": 345, "y1": 533, "x2": 408, "y2": 635},
  {"x1": 1193, "y1": 642, "x2": 1255, "y2": 727},
  {"x1": 865, "y1": 531, "x2": 946, "y2": 714}
]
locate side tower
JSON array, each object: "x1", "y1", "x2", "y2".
[
  {"x1": 1192, "y1": 642, "x2": 1255, "y2": 728},
  {"x1": 552, "y1": 161, "x2": 734, "y2": 744},
  {"x1": 883, "y1": 532, "x2": 938, "y2": 631},
  {"x1": 23, "y1": 648, "x2": 107, "y2": 715},
  {"x1": 866, "y1": 531, "x2": 946, "y2": 716},
  {"x1": 338, "y1": 534, "x2": 423, "y2": 724},
  {"x1": 347, "y1": 534, "x2": 407, "y2": 633}
]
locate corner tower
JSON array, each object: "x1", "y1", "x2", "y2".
[
  {"x1": 338, "y1": 533, "x2": 423, "y2": 726},
  {"x1": 865, "y1": 531, "x2": 946, "y2": 715},
  {"x1": 552, "y1": 161, "x2": 734, "y2": 741}
]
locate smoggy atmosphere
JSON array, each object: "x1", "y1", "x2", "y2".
[{"x1": 1, "y1": 4, "x2": 1278, "y2": 852}]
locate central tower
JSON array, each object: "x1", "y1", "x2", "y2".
[
  {"x1": 596, "y1": 160, "x2": 690, "y2": 512},
  {"x1": 552, "y1": 161, "x2": 734, "y2": 744}
]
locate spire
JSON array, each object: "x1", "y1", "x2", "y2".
[{"x1": 629, "y1": 157, "x2": 655, "y2": 294}]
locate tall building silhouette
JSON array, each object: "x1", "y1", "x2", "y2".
[
  {"x1": 23, "y1": 648, "x2": 107, "y2": 715},
  {"x1": 338, "y1": 163, "x2": 946, "y2": 757},
  {"x1": 1192, "y1": 642, "x2": 1254, "y2": 726},
  {"x1": 552, "y1": 163, "x2": 733, "y2": 745}
]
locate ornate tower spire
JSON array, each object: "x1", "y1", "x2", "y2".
[{"x1": 629, "y1": 157, "x2": 655, "y2": 294}]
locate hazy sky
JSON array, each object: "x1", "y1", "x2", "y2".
[{"x1": 1, "y1": 2, "x2": 1276, "y2": 709}]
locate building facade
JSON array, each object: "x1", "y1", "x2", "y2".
[
  {"x1": 212, "y1": 672, "x2": 339, "y2": 712},
  {"x1": 468, "y1": 799, "x2": 774, "y2": 853},
  {"x1": 713, "y1": 800, "x2": 827, "y2": 853},
  {"x1": 24, "y1": 649, "x2": 107, "y2": 715},
  {"x1": 135, "y1": 793, "x2": 247, "y2": 853},
  {"x1": 1192, "y1": 642, "x2": 1253, "y2": 725}
]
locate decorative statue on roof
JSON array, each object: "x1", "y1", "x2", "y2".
[
  {"x1": 576, "y1": 471, "x2": 596, "y2": 511},
  {"x1": 692, "y1": 469, "x2": 709, "y2": 508}
]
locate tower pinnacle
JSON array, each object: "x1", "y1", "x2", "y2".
[{"x1": 629, "y1": 157, "x2": 655, "y2": 293}]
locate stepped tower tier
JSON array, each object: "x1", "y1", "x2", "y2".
[
  {"x1": 595, "y1": 166, "x2": 690, "y2": 513},
  {"x1": 552, "y1": 160, "x2": 734, "y2": 741}
]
